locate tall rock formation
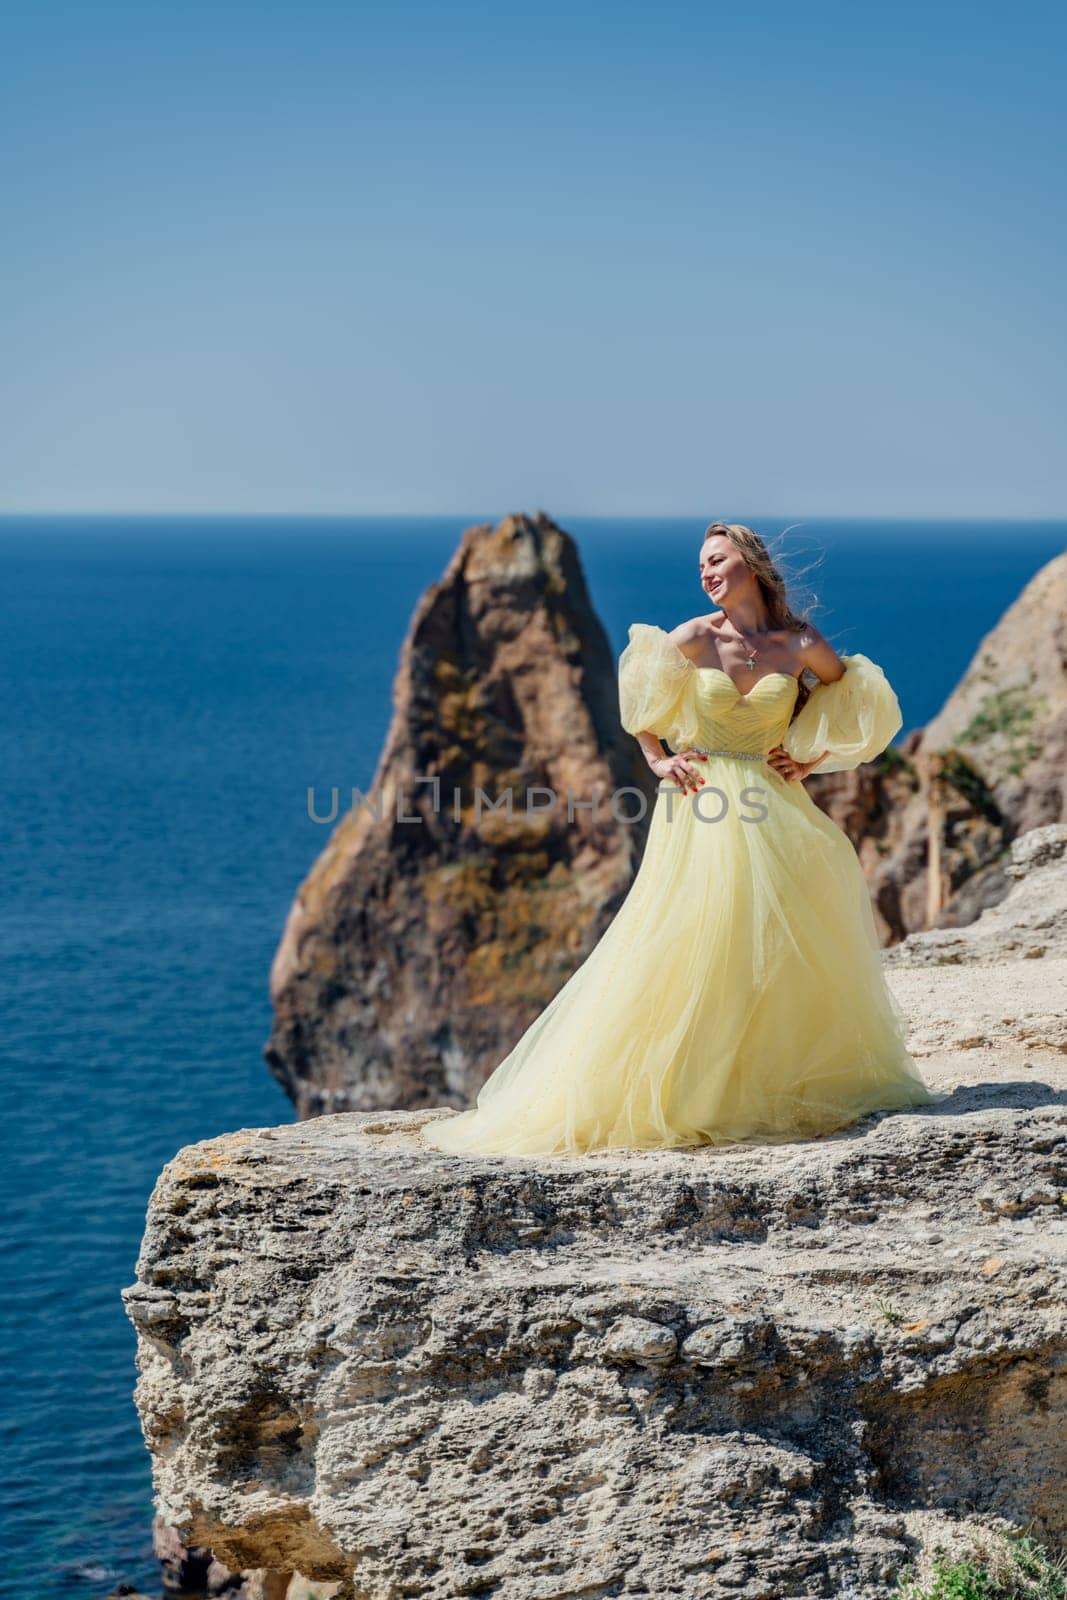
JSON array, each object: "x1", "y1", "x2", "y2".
[
  {"x1": 918, "y1": 549, "x2": 1066, "y2": 835},
  {"x1": 264, "y1": 512, "x2": 654, "y2": 1119},
  {"x1": 806, "y1": 549, "x2": 1067, "y2": 939}
]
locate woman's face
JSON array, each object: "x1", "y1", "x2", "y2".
[{"x1": 699, "y1": 535, "x2": 753, "y2": 607}]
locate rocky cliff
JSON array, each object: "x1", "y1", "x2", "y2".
[
  {"x1": 807, "y1": 549, "x2": 1067, "y2": 942},
  {"x1": 125, "y1": 827, "x2": 1067, "y2": 1600},
  {"x1": 265, "y1": 511, "x2": 653, "y2": 1119},
  {"x1": 918, "y1": 552, "x2": 1066, "y2": 837}
]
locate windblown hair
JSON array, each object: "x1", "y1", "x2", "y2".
[{"x1": 702, "y1": 521, "x2": 816, "y2": 718}]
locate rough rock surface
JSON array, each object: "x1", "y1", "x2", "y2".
[
  {"x1": 885, "y1": 823, "x2": 1067, "y2": 969},
  {"x1": 876, "y1": 825, "x2": 1067, "y2": 1101},
  {"x1": 125, "y1": 829, "x2": 1067, "y2": 1600},
  {"x1": 918, "y1": 552, "x2": 1067, "y2": 837},
  {"x1": 828, "y1": 550, "x2": 1067, "y2": 941},
  {"x1": 264, "y1": 511, "x2": 654, "y2": 1119}
]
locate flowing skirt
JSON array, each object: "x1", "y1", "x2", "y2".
[{"x1": 420, "y1": 758, "x2": 938, "y2": 1158}]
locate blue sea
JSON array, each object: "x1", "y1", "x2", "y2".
[{"x1": 1, "y1": 514, "x2": 1064, "y2": 1595}]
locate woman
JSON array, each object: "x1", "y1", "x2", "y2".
[{"x1": 420, "y1": 522, "x2": 938, "y2": 1158}]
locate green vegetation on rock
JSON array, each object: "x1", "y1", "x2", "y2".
[
  {"x1": 892, "y1": 1529, "x2": 1067, "y2": 1600},
  {"x1": 957, "y1": 681, "x2": 1045, "y2": 777}
]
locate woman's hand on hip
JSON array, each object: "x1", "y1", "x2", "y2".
[
  {"x1": 651, "y1": 750, "x2": 708, "y2": 793},
  {"x1": 766, "y1": 745, "x2": 818, "y2": 782}
]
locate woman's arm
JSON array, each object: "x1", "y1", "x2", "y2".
[
  {"x1": 776, "y1": 628, "x2": 904, "y2": 777},
  {"x1": 635, "y1": 729, "x2": 667, "y2": 772},
  {"x1": 798, "y1": 624, "x2": 847, "y2": 687},
  {"x1": 768, "y1": 626, "x2": 841, "y2": 781}
]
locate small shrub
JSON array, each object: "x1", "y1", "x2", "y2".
[{"x1": 892, "y1": 1528, "x2": 1067, "y2": 1599}]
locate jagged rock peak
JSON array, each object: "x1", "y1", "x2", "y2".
[{"x1": 264, "y1": 511, "x2": 653, "y2": 1120}]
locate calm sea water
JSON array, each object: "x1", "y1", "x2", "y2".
[{"x1": 1, "y1": 514, "x2": 1063, "y2": 1594}]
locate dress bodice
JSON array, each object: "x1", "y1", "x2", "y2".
[
  {"x1": 689, "y1": 667, "x2": 799, "y2": 754},
  {"x1": 618, "y1": 623, "x2": 904, "y2": 770}
]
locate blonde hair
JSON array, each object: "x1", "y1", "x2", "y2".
[{"x1": 702, "y1": 521, "x2": 816, "y2": 718}]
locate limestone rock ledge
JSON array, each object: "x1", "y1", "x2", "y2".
[
  {"x1": 123, "y1": 1078, "x2": 1066, "y2": 1600},
  {"x1": 884, "y1": 822, "x2": 1067, "y2": 968}
]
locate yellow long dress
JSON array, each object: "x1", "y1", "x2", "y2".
[{"x1": 420, "y1": 623, "x2": 938, "y2": 1158}]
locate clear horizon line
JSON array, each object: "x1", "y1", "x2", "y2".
[{"x1": 2, "y1": 508, "x2": 1066, "y2": 525}]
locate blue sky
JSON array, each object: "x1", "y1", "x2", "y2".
[{"x1": 2, "y1": 0, "x2": 1064, "y2": 517}]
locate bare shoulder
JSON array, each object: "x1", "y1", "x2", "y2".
[
  {"x1": 794, "y1": 621, "x2": 846, "y2": 684},
  {"x1": 666, "y1": 612, "x2": 720, "y2": 653}
]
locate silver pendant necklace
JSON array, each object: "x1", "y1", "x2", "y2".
[{"x1": 726, "y1": 616, "x2": 764, "y2": 672}]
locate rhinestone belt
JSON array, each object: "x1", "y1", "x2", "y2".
[{"x1": 692, "y1": 747, "x2": 767, "y2": 761}]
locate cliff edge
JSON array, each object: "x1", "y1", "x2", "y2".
[{"x1": 124, "y1": 828, "x2": 1067, "y2": 1600}]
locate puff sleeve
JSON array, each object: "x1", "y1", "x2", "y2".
[
  {"x1": 618, "y1": 623, "x2": 699, "y2": 750},
  {"x1": 781, "y1": 652, "x2": 903, "y2": 774}
]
